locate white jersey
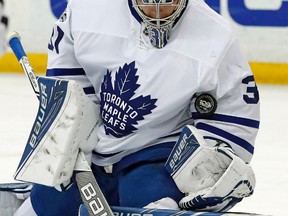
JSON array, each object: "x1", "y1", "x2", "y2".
[{"x1": 47, "y1": 0, "x2": 260, "y2": 166}]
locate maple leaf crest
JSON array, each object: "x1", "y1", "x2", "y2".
[{"x1": 100, "y1": 61, "x2": 157, "y2": 138}]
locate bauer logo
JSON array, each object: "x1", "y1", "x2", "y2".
[
  {"x1": 80, "y1": 183, "x2": 108, "y2": 216},
  {"x1": 26, "y1": 78, "x2": 67, "y2": 149},
  {"x1": 29, "y1": 83, "x2": 48, "y2": 147},
  {"x1": 165, "y1": 126, "x2": 200, "y2": 174},
  {"x1": 100, "y1": 61, "x2": 157, "y2": 138},
  {"x1": 168, "y1": 132, "x2": 190, "y2": 171}
]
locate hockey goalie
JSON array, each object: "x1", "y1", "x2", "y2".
[{"x1": 1, "y1": 0, "x2": 260, "y2": 215}]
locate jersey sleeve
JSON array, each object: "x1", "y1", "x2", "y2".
[
  {"x1": 46, "y1": 1, "x2": 97, "y2": 101},
  {"x1": 191, "y1": 40, "x2": 260, "y2": 163}
]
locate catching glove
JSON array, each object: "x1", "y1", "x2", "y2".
[{"x1": 165, "y1": 125, "x2": 255, "y2": 212}]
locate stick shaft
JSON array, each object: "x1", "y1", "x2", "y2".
[
  {"x1": 75, "y1": 170, "x2": 114, "y2": 216},
  {"x1": 7, "y1": 32, "x2": 40, "y2": 96},
  {"x1": 75, "y1": 151, "x2": 114, "y2": 216}
]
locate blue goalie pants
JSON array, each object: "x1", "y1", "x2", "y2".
[{"x1": 30, "y1": 143, "x2": 183, "y2": 216}]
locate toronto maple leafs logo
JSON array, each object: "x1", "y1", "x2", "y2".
[{"x1": 100, "y1": 61, "x2": 157, "y2": 138}]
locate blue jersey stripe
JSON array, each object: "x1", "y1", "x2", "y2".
[
  {"x1": 83, "y1": 86, "x2": 95, "y2": 95},
  {"x1": 47, "y1": 69, "x2": 95, "y2": 95},
  {"x1": 46, "y1": 68, "x2": 86, "y2": 76},
  {"x1": 93, "y1": 142, "x2": 175, "y2": 172},
  {"x1": 196, "y1": 122, "x2": 254, "y2": 154},
  {"x1": 203, "y1": 136, "x2": 230, "y2": 145},
  {"x1": 192, "y1": 112, "x2": 259, "y2": 129}
]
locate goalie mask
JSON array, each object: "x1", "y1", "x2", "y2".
[{"x1": 131, "y1": 0, "x2": 187, "y2": 48}]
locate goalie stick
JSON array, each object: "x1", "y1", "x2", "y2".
[{"x1": 7, "y1": 31, "x2": 114, "y2": 216}]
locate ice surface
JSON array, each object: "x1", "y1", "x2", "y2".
[{"x1": 1, "y1": 73, "x2": 287, "y2": 216}]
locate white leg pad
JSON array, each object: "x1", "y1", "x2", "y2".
[
  {"x1": 0, "y1": 191, "x2": 23, "y2": 216},
  {"x1": 144, "y1": 197, "x2": 180, "y2": 210},
  {"x1": 14, "y1": 197, "x2": 37, "y2": 216}
]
